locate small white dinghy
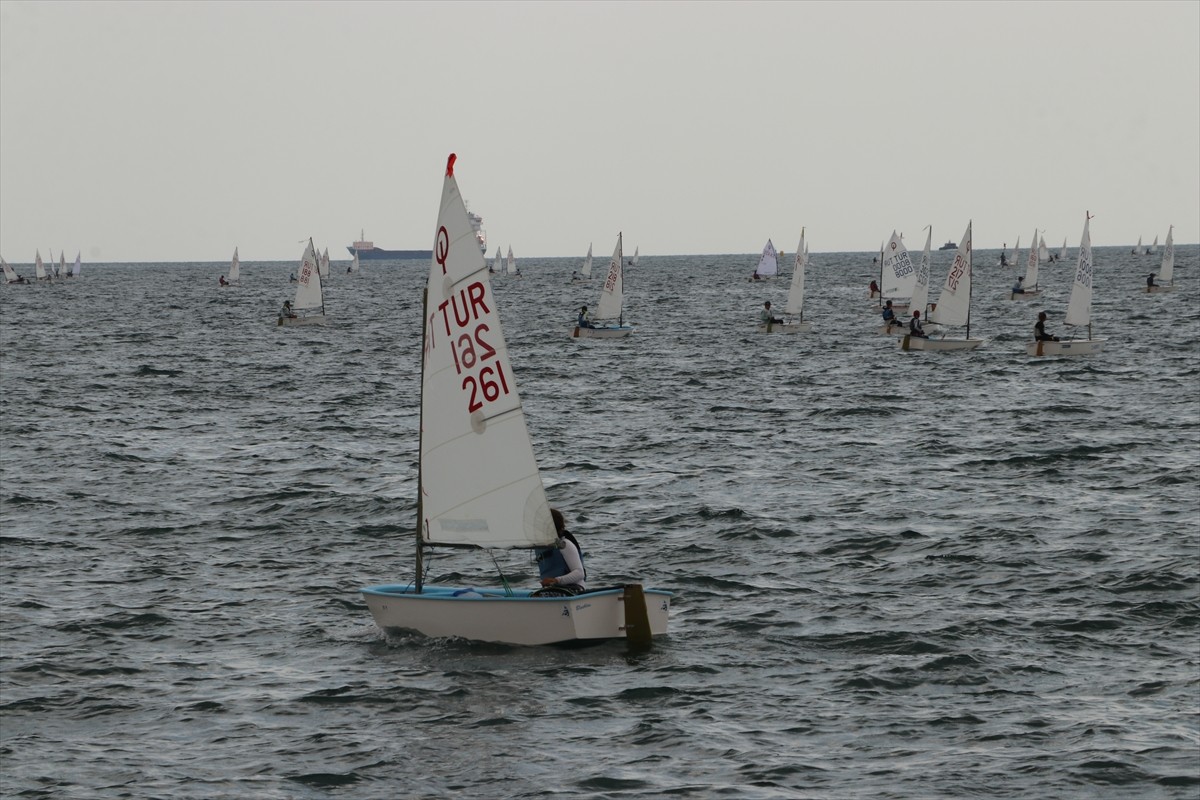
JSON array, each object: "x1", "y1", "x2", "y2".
[
  {"x1": 2, "y1": 257, "x2": 28, "y2": 284},
  {"x1": 1009, "y1": 228, "x2": 1043, "y2": 300},
  {"x1": 278, "y1": 239, "x2": 327, "y2": 326},
  {"x1": 1027, "y1": 212, "x2": 1106, "y2": 356},
  {"x1": 748, "y1": 238, "x2": 778, "y2": 281},
  {"x1": 362, "y1": 154, "x2": 670, "y2": 646},
  {"x1": 759, "y1": 229, "x2": 811, "y2": 333},
  {"x1": 573, "y1": 232, "x2": 634, "y2": 338},
  {"x1": 226, "y1": 247, "x2": 241, "y2": 286},
  {"x1": 876, "y1": 231, "x2": 917, "y2": 335},
  {"x1": 1146, "y1": 225, "x2": 1175, "y2": 293},
  {"x1": 901, "y1": 221, "x2": 983, "y2": 352},
  {"x1": 571, "y1": 242, "x2": 593, "y2": 283}
]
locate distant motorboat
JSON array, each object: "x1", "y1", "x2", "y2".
[{"x1": 938, "y1": 240, "x2": 957, "y2": 250}]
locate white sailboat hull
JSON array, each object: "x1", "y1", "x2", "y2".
[
  {"x1": 278, "y1": 314, "x2": 327, "y2": 327},
  {"x1": 876, "y1": 324, "x2": 908, "y2": 337},
  {"x1": 573, "y1": 325, "x2": 633, "y2": 339},
  {"x1": 1026, "y1": 339, "x2": 1106, "y2": 356},
  {"x1": 362, "y1": 584, "x2": 672, "y2": 646},
  {"x1": 757, "y1": 322, "x2": 812, "y2": 334},
  {"x1": 1145, "y1": 285, "x2": 1175, "y2": 294},
  {"x1": 1007, "y1": 290, "x2": 1042, "y2": 300},
  {"x1": 900, "y1": 335, "x2": 983, "y2": 351}
]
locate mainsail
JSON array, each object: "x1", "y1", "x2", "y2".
[
  {"x1": 1023, "y1": 229, "x2": 1040, "y2": 289},
  {"x1": 1159, "y1": 225, "x2": 1175, "y2": 284},
  {"x1": 784, "y1": 229, "x2": 806, "y2": 316},
  {"x1": 293, "y1": 240, "x2": 324, "y2": 312},
  {"x1": 928, "y1": 222, "x2": 973, "y2": 329},
  {"x1": 420, "y1": 153, "x2": 554, "y2": 550},
  {"x1": 1064, "y1": 215, "x2": 1094, "y2": 329},
  {"x1": 881, "y1": 230, "x2": 916, "y2": 302},
  {"x1": 756, "y1": 239, "x2": 778, "y2": 277},
  {"x1": 909, "y1": 228, "x2": 933, "y2": 317},
  {"x1": 580, "y1": 243, "x2": 593, "y2": 278},
  {"x1": 595, "y1": 232, "x2": 625, "y2": 321},
  {"x1": 229, "y1": 248, "x2": 241, "y2": 283}
]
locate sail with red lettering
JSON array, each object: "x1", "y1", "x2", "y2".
[
  {"x1": 928, "y1": 222, "x2": 973, "y2": 328},
  {"x1": 909, "y1": 227, "x2": 932, "y2": 318},
  {"x1": 420, "y1": 155, "x2": 554, "y2": 549},
  {"x1": 594, "y1": 232, "x2": 625, "y2": 322},
  {"x1": 293, "y1": 240, "x2": 324, "y2": 313},
  {"x1": 1064, "y1": 214, "x2": 1093, "y2": 328}
]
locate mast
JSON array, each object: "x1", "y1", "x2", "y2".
[
  {"x1": 415, "y1": 286, "x2": 428, "y2": 592},
  {"x1": 965, "y1": 221, "x2": 973, "y2": 341}
]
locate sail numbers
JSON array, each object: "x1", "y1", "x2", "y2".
[{"x1": 434, "y1": 280, "x2": 512, "y2": 414}]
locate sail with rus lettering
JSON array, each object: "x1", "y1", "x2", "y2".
[
  {"x1": 901, "y1": 221, "x2": 983, "y2": 351},
  {"x1": 1027, "y1": 212, "x2": 1106, "y2": 356},
  {"x1": 361, "y1": 154, "x2": 670, "y2": 646}
]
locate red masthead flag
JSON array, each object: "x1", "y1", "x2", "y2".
[{"x1": 446, "y1": 153, "x2": 457, "y2": 177}]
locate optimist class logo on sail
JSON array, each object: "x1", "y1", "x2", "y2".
[{"x1": 432, "y1": 228, "x2": 512, "y2": 415}]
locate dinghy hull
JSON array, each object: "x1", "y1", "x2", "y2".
[
  {"x1": 1008, "y1": 290, "x2": 1042, "y2": 300},
  {"x1": 572, "y1": 325, "x2": 633, "y2": 339},
  {"x1": 362, "y1": 583, "x2": 671, "y2": 645},
  {"x1": 278, "y1": 314, "x2": 327, "y2": 327},
  {"x1": 900, "y1": 335, "x2": 982, "y2": 351},
  {"x1": 757, "y1": 322, "x2": 812, "y2": 334},
  {"x1": 1145, "y1": 285, "x2": 1174, "y2": 294},
  {"x1": 1025, "y1": 339, "x2": 1106, "y2": 356}
]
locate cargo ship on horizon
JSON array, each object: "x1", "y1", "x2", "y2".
[{"x1": 347, "y1": 211, "x2": 486, "y2": 260}]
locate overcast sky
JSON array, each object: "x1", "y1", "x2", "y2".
[{"x1": 1, "y1": 0, "x2": 1197, "y2": 262}]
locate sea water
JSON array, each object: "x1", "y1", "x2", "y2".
[{"x1": 1, "y1": 245, "x2": 1198, "y2": 799}]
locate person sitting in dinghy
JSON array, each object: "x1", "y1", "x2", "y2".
[
  {"x1": 909, "y1": 309, "x2": 928, "y2": 338},
  {"x1": 1012, "y1": 276, "x2": 1025, "y2": 295},
  {"x1": 280, "y1": 300, "x2": 297, "y2": 319},
  {"x1": 760, "y1": 301, "x2": 783, "y2": 326},
  {"x1": 532, "y1": 509, "x2": 586, "y2": 598},
  {"x1": 869, "y1": 279, "x2": 879, "y2": 297},
  {"x1": 219, "y1": 275, "x2": 228, "y2": 286},
  {"x1": 1147, "y1": 273, "x2": 1156, "y2": 288},
  {"x1": 881, "y1": 300, "x2": 902, "y2": 331},
  {"x1": 577, "y1": 305, "x2": 593, "y2": 328},
  {"x1": 1034, "y1": 311, "x2": 1059, "y2": 342}
]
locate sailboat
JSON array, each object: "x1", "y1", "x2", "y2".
[
  {"x1": 348, "y1": 248, "x2": 360, "y2": 274},
  {"x1": 319, "y1": 247, "x2": 331, "y2": 279},
  {"x1": 505, "y1": 245, "x2": 519, "y2": 277},
  {"x1": 1131, "y1": 235, "x2": 1143, "y2": 255},
  {"x1": 1058, "y1": 237, "x2": 1069, "y2": 262},
  {"x1": 877, "y1": 231, "x2": 916, "y2": 333},
  {"x1": 759, "y1": 229, "x2": 811, "y2": 333},
  {"x1": 1148, "y1": 234, "x2": 1158, "y2": 255},
  {"x1": 1009, "y1": 228, "x2": 1042, "y2": 300},
  {"x1": 2, "y1": 257, "x2": 28, "y2": 284},
  {"x1": 572, "y1": 243, "x2": 593, "y2": 283},
  {"x1": 34, "y1": 250, "x2": 49, "y2": 282},
  {"x1": 72, "y1": 252, "x2": 81, "y2": 277},
  {"x1": 573, "y1": 232, "x2": 634, "y2": 338},
  {"x1": 749, "y1": 239, "x2": 778, "y2": 281},
  {"x1": 362, "y1": 155, "x2": 670, "y2": 646},
  {"x1": 1038, "y1": 235, "x2": 1050, "y2": 263},
  {"x1": 901, "y1": 221, "x2": 982, "y2": 351},
  {"x1": 1027, "y1": 212, "x2": 1105, "y2": 356},
  {"x1": 631, "y1": 246, "x2": 639, "y2": 267},
  {"x1": 1146, "y1": 225, "x2": 1175, "y2": 293},
  {"x1": 227, "y1": 247, "x2": 241, "y2": 285},
  {"x1": 490, "y1": 246, "x2": 502, "y2": 274},
  {"x1": 278, "y1": 239, "x2": 327, "y2": 326},
  {"x1": 57, "y1": 251, "x2": 68, "y2": 279}
]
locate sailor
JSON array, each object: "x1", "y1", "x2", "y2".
[
  {"x1": 577, "y1": 305, "x2": 593, "y2": 328},
  {"x1": 909, "y1": 309, "x2": 928, "y2": 338},
  {"x1": 1012, "y1": 276, "x2": 1025, "y2": 295},
  {"x1": 219, "y1": 275, "x2": 228, "y2": 286},
  {"x1": 1147, "y1": 273, "x2": 1156, "y2": 288},
  {"x1": 881, "y1": 300, "x2": 900, "y2": 330},
  {"x1": 760, "y1": 301, "x2": 783, "y2": 326},
  {"x1": 1034, "y1": 311, "x2": 1059, "y2": 342},
  {"x1": 533, "y1": 509, "x2": 586, "y2": 597},
  {"x1": 280, "y1": 300, "x2": 297, "y2": 319}
]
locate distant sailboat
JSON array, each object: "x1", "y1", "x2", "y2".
[
  {"x1": 278, "y1": 239, "x2": 327, "y2": 326},
  {"x1": 506, "y1": 246, "x2": 519, "y2": 277},
  {"x1": 1010, "y1": 228, "x2": 1042, "y2": 300},
  {"x1": 58, "y1": 251, "x2": 67, "y2": 279},
  {"x1": 319, "y1": 247, "x2": 331, "y2": 279},
  {"x1": 227, "y1": 247, "x2": 241, "y2": 285},
  {"x1": 902, "y1": 221, "x2": 982, "y2": 351},
  {"x1": 490, "y1": 246, "x2": 501, "y2": 273},
  {"x1": 1147, "y1": 234, "x2": 1158, "y2": 255},
  {"x1": 1038, "y1": 235, "x2": 1050, "y2": 263},
  {"x1": 631, "y1": 246, "x2": 639, "y2": 267},
  {"x1": 1147, "y1": 225, "x2": 1174, "y2": 293},
  {"x1": 1027, "y1": 212, "x2": 1105, "y2": 356},
  {"x1": 759, "y1": 229, "x2": 811, "y2": 333},
  {"x1": 34, "y1": 250, "x2": 49, "y2": 282},
  {"x1": 1058, "y1": 237, "x2": 1069, "y2": 262},
  {"x1": 1131, "y1": 235, "x2": 1143, "y2": 255},
  {"x1": 749, "y1": 239, "x2": 778, "y2": 280},
  {"x1": 72, "y1": 252, "x2": 81, "y2": 277},
  {"x1": 573, "y1": 232, "x2": 633, "y2": 338},
  {"x1": 572, "y1": 243, "x2": 593, "y2": 283},
  {"x1": 2, "y1": 257, "x2": 27, "y2": 284},
  {"x1": 348, "y1": 248, "x2": 360, "y2": 274}
]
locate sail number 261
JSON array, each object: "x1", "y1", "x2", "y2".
[{"x1": 452, "y1": 324, "x2": 511, "y2": 413}]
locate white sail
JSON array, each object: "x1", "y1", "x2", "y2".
[
  {"x1": 1064, "y1": 215, "x2": 1094, "y2": 328},
  {"x1": 293, "y1": 239, "x2": 324, "y2": 312},
  {"x1": 1012, "y1": 236, "x2": 1020, "y2": 266},
  {"x1": 58, "y1": 252, "x2": 67, "y2": 278},
  {"x1": 2, "y1": 257, "x2": 19, "y2": 283},
  {"x1": 909, "y1": 227, "x2": 933, "y2": 316},
  {"x1": 1023, "y1": 228, "x2": 1040, "y2": 288},
  {"x1": 34, "y1": 251, "x2": 47, "y2": 281},
  {"x1": 420, "y1": 154, "x2": 554, "y2": 550},
  {"x1": 755, "y1": 239, "x2": 778, "y2": 277},
  {"x1": 881, "y1": 230, "x2": 916, "y2": 302},
  {"x1": 785, "y1": 230, "x2": 806, "y2": 316},
  {"x1": 1038, "y1": 235, "x2": 1050, "y2": 262},
  {"x1": 505, "y1": 246, "x2": 516, "y2": 275},
  {"x1": 595, "y1": 232, "x2": 625, "y2": 321},
  {"x1": 228, "y1": 247, "x2": 241, "y2": 283},
  {"x1": 1132, "y1": 235, "x2": 1142, "y2": 255},
  {"x1": 72, "y1": 252, "x2": 81, "y2": 277},
  {"x1": 1159, "y1": 225, "x2": 1175, "y2": 284},
  {"x1": 1149, "y1": 234, "x2": 1158, "y2": 255},
  {"x1": 319, "y1": 247, "x2": 330, "y2": 278},
  {"x1": 580, "y1": 243, "x2": 593, "y2": 278},
  {"x1": 928, "y1": 222, "x2": 973, "y2": 328},
  {"x1": 632, "y1": 247, "x2": 639, "y2": 267},
  {"x1": 1059, "y1": 237, "x2": 1068, "y2": 261},
  {"x1": 349, "y1": 249, "x2": 360, "y2": 273}
]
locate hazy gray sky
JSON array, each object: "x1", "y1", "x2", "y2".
[{"x1": 1, "y1": 0, "x2": 1197, "y2": 262}]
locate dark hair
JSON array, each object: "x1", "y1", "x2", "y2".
[{"x1": 550, "y1": 508, "x2": 582, "y2": 555}]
